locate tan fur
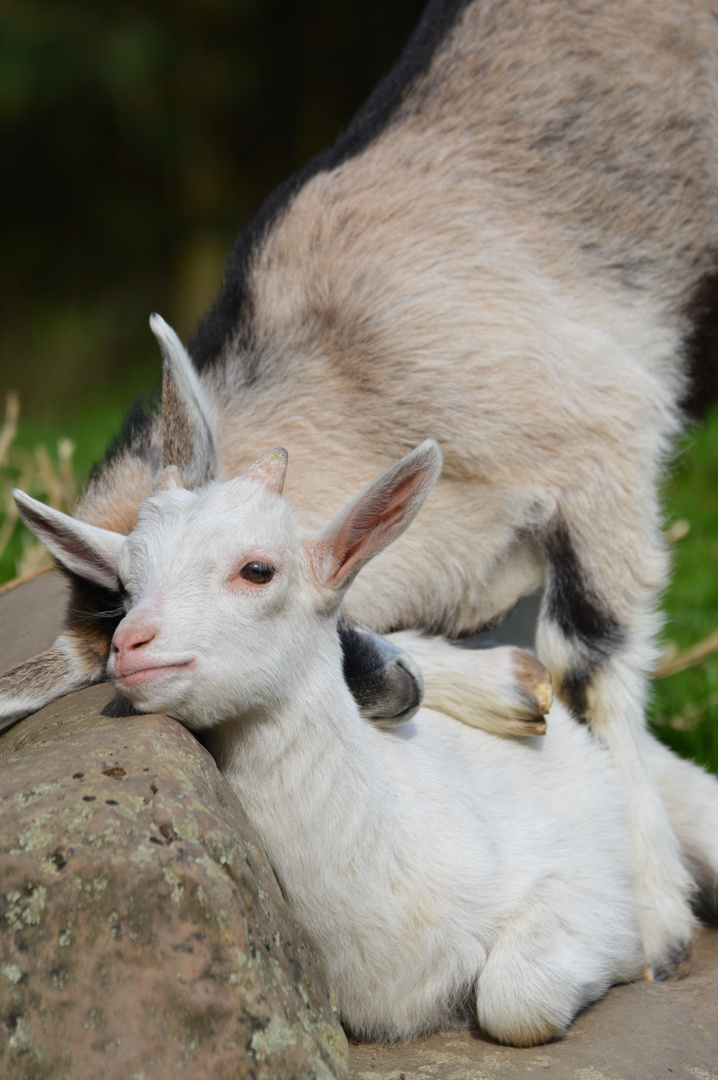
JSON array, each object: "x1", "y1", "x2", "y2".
[
  {"x1": 78, "y1": 454, "x2": 156, "y2": 534},
  {"x1": 161, "y1": 367, "x2": 196, "y2": 473}
]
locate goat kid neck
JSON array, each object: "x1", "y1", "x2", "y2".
[{"x1": 208, "y1": 615, "x2": 395, "y2": 831}]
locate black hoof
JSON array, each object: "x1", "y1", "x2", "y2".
[
  {"x1": 643, "y1": 941, "x2": 692, "y2": 982},
  {"x1": 339, "y1": 617, "x2": 424, "y2": 726}
]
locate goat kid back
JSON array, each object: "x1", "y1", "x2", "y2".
[
  {"x1": 11, "y1": 441, "x2": 650, "y2": 1046},
  {"x1": 3, "y1": 0, "x2": 718, "y2": 977}
]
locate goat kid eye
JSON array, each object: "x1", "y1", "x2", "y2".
[{"x1": 239, "y1": 561, "x2": 276, "y2": 585}]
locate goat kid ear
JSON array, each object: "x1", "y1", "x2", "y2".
[
  {"x1": 12, "y1": 490, "x2": 125, "y2": 592},
  {"x1": 308, "y1": 439, "x2": 442, "y2": 594},
  {"x1": 243, "y1": 448, "x2": 288, "y2": 496},
  {"x1": 150, "y1": 313, "x2": 219, "y2": 489}
]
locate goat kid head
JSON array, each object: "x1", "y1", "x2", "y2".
[{"x1": 12, "y1": 440, "x2": 442, "y2": 729}]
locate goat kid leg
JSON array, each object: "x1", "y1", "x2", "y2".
[
  {"x1": 389, "y1": 631, "x2": 551, "y2": 736},
  {"x1": 475, "y1": 879, "x2": 641, "y2": 1047}
]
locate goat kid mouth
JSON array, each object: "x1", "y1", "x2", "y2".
[{"x1": 112, "y1": 659, "x2": 195, "y2": 688}]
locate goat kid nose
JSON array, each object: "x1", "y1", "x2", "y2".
[{"x1": 112, "y1": 620, "x2": 157, "y2": 657}]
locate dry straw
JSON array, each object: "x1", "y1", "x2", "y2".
[{"x1": 0, "y1": 391, "x2": 77, "y2": 581}]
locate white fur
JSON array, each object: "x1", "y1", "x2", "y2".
[
  {"x1": 108, "y1": 470, "x2": 641, "y2": 1045},
  {"x1": 22, "y1": 444, "x2": 718, "y2": 1046}
]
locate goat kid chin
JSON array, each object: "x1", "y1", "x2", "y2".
[{"x1": 13, "y1": 443, "x2": 718, "y2": 1047}]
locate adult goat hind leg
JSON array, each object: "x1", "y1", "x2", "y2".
[
  {"x1": 535, "y1": 489, "x2": 697, "y2": 980},
  {"x1": 338, "y1": 618, "x2": 426, "y2": 727},
  {"x1": 647, "y1": 733, "x2": 718, "y2": 924}
]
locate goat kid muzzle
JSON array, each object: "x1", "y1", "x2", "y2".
[{"x1": 109, "y1": 617, "x2": 195, "y2": 688}]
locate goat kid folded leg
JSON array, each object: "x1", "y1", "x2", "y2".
[
  {"x1": 475, "y1": 868, "x2": 642, "y2": 1047},
  {"x1": 536, "y1": 504, "x2": 697, "y2": 980}
]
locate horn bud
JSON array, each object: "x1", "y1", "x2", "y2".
[
  {"x1": 155, "y1": 465, "x2": 185, "y2": 492},
  {"x1": 244, "y1": 448, "x2": 288, "y2": 496}
]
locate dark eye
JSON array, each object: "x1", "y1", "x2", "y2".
[{"x1": 240, "y1": 561, "x2": 275, "y2": 584}]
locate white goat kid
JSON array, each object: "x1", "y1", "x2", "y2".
[{"x1": 13, "y1": 442, "x2": 718, "y2": 1046}]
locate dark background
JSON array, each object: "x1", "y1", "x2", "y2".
[{"x1": 1, "y1": 0, "x2": 426, "y2": 425}]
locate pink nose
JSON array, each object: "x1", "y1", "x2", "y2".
[{"x1": 112, "y1": 620, "x2": 157, "y2": 659}]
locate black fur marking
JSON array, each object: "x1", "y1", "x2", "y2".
[
  {"x1": 59, "y1": 567, "x2": 124, "y2": 633},
  {"x1": 190, "y1": 0, "x2": 471, "y2": 379},
  {"x1": 339, "y1": 616, "x2": 399, "y2": 678},
  {"x1": 94, "y1": 391, "x2": 158, "y2": 475},
  {"x1": 544, "y1": 519, "x2": 623, "y2": 657},
  {"x1": 102, "y1": 693, "x2": 140, "y2": 719},
  {"x1": 338, "y1": 615, "x2": 423, "y2": 722},
  {"x1": 560, "y1": 669, "x2": 591, "y2": 722},
  {"x1": 680, "y1": 261, "x2": 718, "y2": 420}
]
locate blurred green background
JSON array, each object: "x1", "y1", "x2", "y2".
[
  {"x1": 1, "y1": 0, "x2": 426, "y2": 432},
  {"x1": 1, "y1": 0, "x2": 717, "y2": 770}
]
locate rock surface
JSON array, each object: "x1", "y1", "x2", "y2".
[
  {"x1": 349, "y1": 927, "x2": 718, "y2": 1079},
  {"x1": 0, "y1": 572, "x2": 347, "y2": 1080}
]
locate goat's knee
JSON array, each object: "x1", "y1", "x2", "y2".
[{"x1": 475, "y1": 950, "x2": 574, "y2": 1047}]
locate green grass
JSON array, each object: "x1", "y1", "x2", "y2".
[
  {"x1": 649, "y1": 404, "x2": 718, "y2": 773},
  {"x1": 2, "y1": 395, "x2": 717, "y2": 774}
]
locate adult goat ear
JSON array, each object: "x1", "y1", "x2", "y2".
[
  {"x1": 309, "y1": 439, "x2": 442, "y2": 594},
  {"x1": 13, "y1": 490, "x2": 125, "y2": 592},
  {"x1": 150, "y1": 313, "x2": 219, "y2": 489},
  {"x1": 154, "y1": 465, "x2": 185, "y2": 492}
]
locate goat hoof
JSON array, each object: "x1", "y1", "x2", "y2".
[
  {"x1": 511, "y1": 717, "x2": 548, "y2": 737},
  {"x1": 642, "y1": 941, "x2": 692, "y2": 982},
  {"x1": 362, "y1": 654, "x2": 425, "y2": 728},
  {"x1": 512, "y1": 651, "x2": 553, "y2": 717},
  {"x1": 339, "y1": 618, "x2": 425, "y2": 726}
]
